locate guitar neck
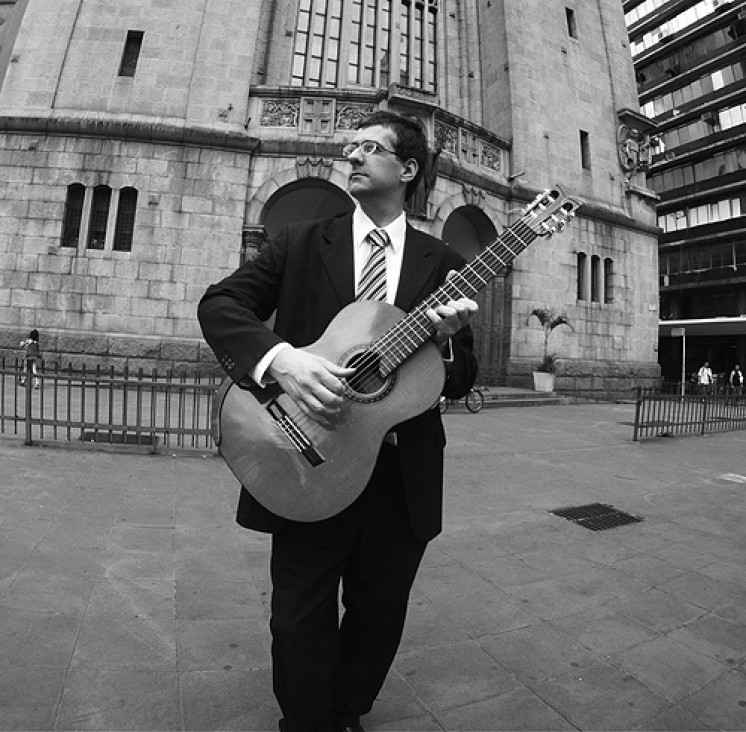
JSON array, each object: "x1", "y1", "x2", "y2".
[{"x1": 377, "y1": 217, "x2": 538, "y2": 377}]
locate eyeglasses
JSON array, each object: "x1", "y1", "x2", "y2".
[{"x1": 342, "y1": 140, "x2": 399, "y2": 159}]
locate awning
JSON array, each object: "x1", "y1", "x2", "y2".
[{"x1": 659, "y1": 317, "x2": 746, "y2": 337}]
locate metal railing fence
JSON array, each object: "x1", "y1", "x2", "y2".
[
  {"x1": 633, "y1": 385, "x2": 746, "y2": 440},
  {"x1": 1, "y1": 358, "x2": 220, "y2": 450}
]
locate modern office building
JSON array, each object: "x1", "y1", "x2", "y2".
[
  {"x1": 625, "y1": 0, "x2": 746, "y2": 384},
  {"x1": 0, "y1": 0, "x2": 660, "y2": 391}
]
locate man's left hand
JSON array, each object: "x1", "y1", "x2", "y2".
[{"x1": 425, "y1": 271, "x2": 478, "y2": 349}]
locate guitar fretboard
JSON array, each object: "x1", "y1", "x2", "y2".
[{"x1": 377, "y1": 219, "x2": 538, "y2": 376}]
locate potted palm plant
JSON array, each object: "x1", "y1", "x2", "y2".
[{"x1": 530, "y1": 308, "x2": 573, "y2": 392}]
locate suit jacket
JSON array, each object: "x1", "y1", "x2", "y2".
[{"x1": 198, "y1": 212, "x2": 478, "y2": 543}]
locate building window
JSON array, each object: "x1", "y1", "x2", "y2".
[
  {"x1": 580, "y1": 130, "x2": 591, "y2": 170},
  {"x1": 577, "y1": 252, "x2": 587, "y2": 300},
  {"x1": 113, "y1": 187, "x2": 138, "y2": 252},
  {"x1": 604, "y1": 258, "x2": 614, "y2": 303},
  {"x1": 87, "y1": 185, "x2": 112, "y2": 250},
  {"x1": 566, "y1": 8, "x2": 578, "y2": 38},
  {"x1": 118, "y1": 31, "x2": 144, "y2": 77},
  {"x1": 61, "y1": 184, "x2": 85, "y2": 248},
  {"x1": 591, "y1": 254, "x2": 601, "y2": 302},
  {"x1": 292, "y1": 0, "x2": 435, "y2": 92}
]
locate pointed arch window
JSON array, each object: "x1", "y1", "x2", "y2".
[
  {"x1": 113, "y1": 187, "x2": 138, "y2": 252},
  {"x1": 577, "y1": 252, "x2": 587, "y2": 301},
  {"x1": 604, "y1": 258, "x2": 614, "y2": 303},
  {"x1": 591, "y1": 254, "x2": 601, "y2": 302},
  {"x1": 61, "y1": 184, "x2": 85, "y2": 248},
  {"x1": 87, "y1": 185, "x2": 111, "y2": 250}
]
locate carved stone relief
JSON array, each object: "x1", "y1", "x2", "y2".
[
  {"x1": 296, "y1": 156, "x2": 334, "y2": 180},
  {"x1": 260, "y1": 100, "x2": 300, "y2": 127}
]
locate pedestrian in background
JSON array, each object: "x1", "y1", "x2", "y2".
[
  {"x1": 729, "y1": 364, "x2": 743, "y2": 395},
  {"x1": 697, "y1": 361, "x2": 713, "y2": 395},
  {"x1": 19, "y1": 329, "x2": 41, "y2": 388}
]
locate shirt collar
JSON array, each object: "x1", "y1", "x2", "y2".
[{"x1": 353, "y1": 206, "x2": 406, "y2": 254}]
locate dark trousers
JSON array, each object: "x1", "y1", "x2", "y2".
[{"x1": 269, "y1": 445, "x2": 426, "y2": 732}]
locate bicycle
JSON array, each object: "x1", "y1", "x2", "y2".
[{"x1": 439, "y1": 387, "x2": 485, "y2": 414}]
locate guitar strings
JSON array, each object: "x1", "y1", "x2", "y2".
[
  {"x1": 347, "y1": 221, "x2": 536, "y2": 390},
  {"x1": 346, "y1": 220, "x2": 539, "y2": 393}
]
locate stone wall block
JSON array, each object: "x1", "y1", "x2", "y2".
[
  {"x1": 57, "y1": 333, "x2": 110, "y2": 356},
  {"x1": 160, "y1": 340, "x2": 200, "y2": 362},
  {"x1": 108, "y1": 338, "x2": 161, "y2": 359}
]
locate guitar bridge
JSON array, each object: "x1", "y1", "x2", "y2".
[{"x1": 266, "y1": 399, "x2": 325, "y2": 467}]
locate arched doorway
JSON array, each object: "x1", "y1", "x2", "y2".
[
  {"x1": 442, "y1": 206, "x2": 503, "y2": 384},
  {"x1": 243, "y1": 178, "x2": 354, "y2": 263},
  {"x1": 262, "y1": 179, "x2": 354, "y2": 238}
]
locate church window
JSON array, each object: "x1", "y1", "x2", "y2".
[
  {"x1": 292, "y1": 0, "x2": 436, "y2": 92},
  {"x1": 118, "y1": 31, "x2": 144, "y2": 78},
  {"x1": 61, "y1": 184, "x2": 85, "y2": 248},
  {"x1": 113, "y1": 188, "x2": 138, "y2": 252}
]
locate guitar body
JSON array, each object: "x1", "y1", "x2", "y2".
[
  {"x1": 213, "y1": 300, "x2": 445, "y2": 522},
  {"x1": 209, "y1": 186, "x2": 583, "y2": 522}
]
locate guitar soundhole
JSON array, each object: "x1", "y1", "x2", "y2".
[{"x1": 344, "y1": 349, "x2": 395, "y2": 403}]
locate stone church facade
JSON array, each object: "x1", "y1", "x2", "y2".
[{"x1": 0, "y1": 0, "x2": 661, "y2": 390}]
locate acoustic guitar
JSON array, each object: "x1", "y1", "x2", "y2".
[{"x1": 212, "y1": 186, "x2": 582, "y2": 521}]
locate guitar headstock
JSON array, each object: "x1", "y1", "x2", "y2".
[{"x1": 522, "y1": 186, "x2": 583, "y2": 237}]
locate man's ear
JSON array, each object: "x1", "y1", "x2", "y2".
[{"x1": 401, "y1": 158, "x2": 418, "y2": 186}]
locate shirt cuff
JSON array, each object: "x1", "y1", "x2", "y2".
[
  {"x1": 250, "y1": 343, "x2": 291, "y2": 386},
  {"x1": 441, "y1": 338, "x2": 454, "y2": 363}
]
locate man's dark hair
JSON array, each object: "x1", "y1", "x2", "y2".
[{"x1": 357, "y1": 110, "x2": 428, "y2": 200}]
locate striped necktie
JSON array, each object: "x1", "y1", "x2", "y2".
[{"x1": 356, "y1": 228, "x2": 389, "y2": 302}]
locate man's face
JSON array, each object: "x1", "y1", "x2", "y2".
[{"x1": 346, "y1": 125, "x2": 411, "y2": 201}]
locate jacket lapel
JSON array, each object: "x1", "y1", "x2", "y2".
[
  {"x1": 319, "y1": 214, "x2": 355, "y2": 306},
  {"x1": 395, "y1": 224, "x2": 437, "y2": 311}
]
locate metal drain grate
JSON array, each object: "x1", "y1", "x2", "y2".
[{"x1": 550, "y1": 503, "x2": 643, "y2": 531}]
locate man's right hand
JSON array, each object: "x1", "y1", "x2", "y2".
[{"x1": 268, "y1": 347, "x2": 356, "y2": 427}]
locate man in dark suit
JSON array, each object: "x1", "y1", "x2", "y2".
[{"x1": 198, "y1": 111, "x2": 478, "y2": 732}]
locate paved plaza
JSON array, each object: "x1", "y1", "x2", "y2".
[{"x1": 1, "y1": 402, "x2": 746, "y2": 731}]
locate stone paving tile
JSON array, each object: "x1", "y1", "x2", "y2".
[
  {"x1": 0, "y1": 606, "x2": 81, "y2": 668},
  {"x1": 397, "y1": 594, "x2": 472, "y2": 654},
  {"x1": 609, "y1": 635, "x2": 727, "y2": 704},
  {"x1": 179, "y1": 668, "x2": 277, "y2": 731},
  {"x1": 107, "y1": 525, "x2": 175, "y2": 553},
  {"x1": 370, "y1": 714, "x2": 443, "y2": 731},
  {"x1": 529, "y1": 661, "x2": 671, "y2": 731},
  {"x1": 478, "y1": 621, "x2": 600, "y2": 685},
  {"x1": 678, "y1": 669, "x2": 746, "y2": 730},
  {"x1": 668, "y1": 612, "x2": 746, "y2": 666},
  {"x1": 0, "y1": 665, "x2": 67, "y2": 731},
  {"x1": 548, "y1": 604, "x2": 659, "y2": 657},
  {"x1": 436, "y1": 590, "x2": 540, "y2": 640},
  {"x1": 503, "y1": 576, "x2": 610, "y2": 620},
  {"x1": 72, "y1": 612, "x2": 177, "y2": 670},
  {"x1": 1, "y1": 570, "x2": 95, "y2": 614},
  {"x1": 176, "y1": 617, "x2": 270, "y2": 672},
  {"x1": 394, "y1": 640, "x2": 521, "y2": 713},
  {"x1": 608, "y1": 554, "x2": 688, "y2": 588},
  {"x1": 364, "y1": 670, "x2": 435, "y2": 728},
  {"x1": 175, "y1": 578, "x2": 265, "y2": 621},
  {"x1": 631, "y1": 704, "x2": 718, "y2": 731},
  {"x1": 615, "y1": 587, "x2": 708, "y2": 633},
  {"x1": 56, "y1": 667, "x2": 181, "y2": 731},
  {"x1": 434, "y1": 687, "x2": 577, "y2": 731},
  {"x1": 658, "y1": 570, "x2": 743, "y2": 612}
]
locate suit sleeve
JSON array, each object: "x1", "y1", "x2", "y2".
[{"x1": 197, "y1": 229, "x2": 289, "y2": 384}]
